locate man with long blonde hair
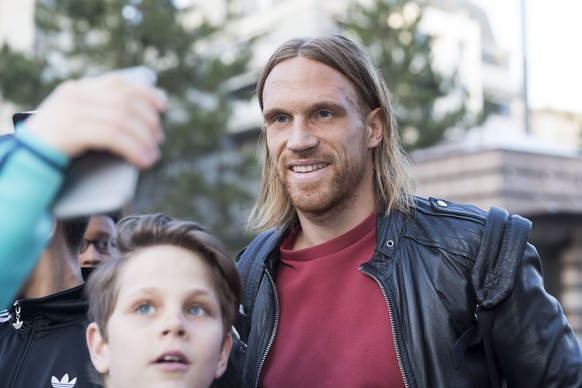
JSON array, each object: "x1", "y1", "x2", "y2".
[{"x1": 235, "y1": 35, "x2": 581, "y2": 387}]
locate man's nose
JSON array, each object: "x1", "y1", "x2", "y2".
[{"x1": 287, "y1": 118, "x2": 318, "y2": 152}]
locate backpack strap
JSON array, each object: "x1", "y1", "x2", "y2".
[
  {"x1": 235, "y1": 229, "x2": 283, "y2": 344},
  {"x1": 472, "y1": 206, "x2": 532, "y2": 309},
  {"x1": 453, "y1": 206, "x2": 532, "y2": 387}
]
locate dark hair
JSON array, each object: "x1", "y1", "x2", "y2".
[
  {"x1": 86, "y1": 213, "x2": 242, "y2": 339},
  {"x1": 62, "y1": 217, "x2": 90, "y2": 254}
]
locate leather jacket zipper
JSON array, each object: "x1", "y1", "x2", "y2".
[
  {"x1": 254, "y1": 267, "x2": 280, "y2": 388},
  {"x1": 360, "y1": 266, "x2": 411, "y2": 388}
]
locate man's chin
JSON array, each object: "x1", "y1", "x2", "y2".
[{"x1": 291, "y1": 194, "x2": 334, "y2": 217}]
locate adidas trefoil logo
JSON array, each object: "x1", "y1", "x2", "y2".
[
  {"x1": 0, "y1": 310, "x2": 10, "y2": 323},
  {"x1": 51, "y1": 373, "x2": 77, "y2": 388}
]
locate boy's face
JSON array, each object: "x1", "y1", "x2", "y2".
[{"x1": 86, "y1": 245, "x2": 231, "y2": 388}]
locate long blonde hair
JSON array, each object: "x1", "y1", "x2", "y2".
[{"x1": 248, "y1": 35, "x2": 417, "y2": 231}]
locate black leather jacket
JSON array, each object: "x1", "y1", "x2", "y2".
[{"x1": 235, "y1": 197, "x2": 582, "y2": 388}]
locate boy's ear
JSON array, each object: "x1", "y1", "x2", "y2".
[
  {"x1": 86, "y1": 322, "x2": 110, "y2": 374},
  {"x1": 214, "y1": 332, "x2": 233, "y2": 379}
]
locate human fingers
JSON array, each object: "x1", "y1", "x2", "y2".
[
  {"x1": 122, "y1": 88, "x2": 165, "y2": 149},
  {"x1": 86, "y1": 75, "x2": 166, "y2": 162},
  {"x1": 58, "y1": 104, "x2": 162, "y2": 169},
  {"x1": 98, "y1": 104, "x2": 163, "y2": 168},
  {"x1": 85, "y1": 73, "x2": 166, "y2": 148},
  {"x1": 25, "y1": 75, "x2": 166, "y2": 164}
]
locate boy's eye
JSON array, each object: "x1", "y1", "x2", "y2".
[
  {"x1": 187, "y1": 305, "x2": 208, "y2": 317},
  {"x1": 318, "y1": 110, "x2": 332, "y2": 118},
  {"x1": 136, "y1": 303, "x2": 155, "y2": 315}
]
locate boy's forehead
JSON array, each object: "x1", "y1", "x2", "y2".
[{"x1": 116, "y1": 245, "x2": 217, "y2": 292}]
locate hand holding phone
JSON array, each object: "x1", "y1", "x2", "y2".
[{"x1": 14, "y1": 66, "x2": 165, "y2": 219}]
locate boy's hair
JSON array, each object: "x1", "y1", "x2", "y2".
[{"x1": 86, "y1": 213, "x2": 242, "y2": 339}]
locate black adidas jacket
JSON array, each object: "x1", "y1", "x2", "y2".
[{"x1": 0, "y1": 283, "x2": 98, "y2": 387}]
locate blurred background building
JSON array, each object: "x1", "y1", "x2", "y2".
[
  {"x1": 0, "y1": 0, "x2": 35, "y2": 132},
  {"x1": 1, "y1": 0, "x2": 581, "y2": 341}
]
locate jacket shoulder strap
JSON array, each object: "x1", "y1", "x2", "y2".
[
  {"x1": 472, "y1": 206, "x2": 532, "y2": 387},
  {"x1": 472, "y1": 206, "x2": 532, "y2": 309}
]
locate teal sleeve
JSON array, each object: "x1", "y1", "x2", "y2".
[{"x1": 0, "y1": 130, "x2": 69, "y2": 308}]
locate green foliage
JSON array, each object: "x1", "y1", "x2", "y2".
[
  {"x1": 342, "y1": 0, "x2": 483, "y2": 150},
  {"x1": 0, "y1": 45, "x2": 55, "y2": 106},
  {"x1": 0, "y1": 0, "x2": 254, "y2": 251}
]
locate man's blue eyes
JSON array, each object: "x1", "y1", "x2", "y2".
[{"x1": 272, "y1": 111, "x2": 331, "y2": 123}]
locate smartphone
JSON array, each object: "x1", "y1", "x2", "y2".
[{"x1": 13, "y1": 66, "x2": 157, "y2": 219}]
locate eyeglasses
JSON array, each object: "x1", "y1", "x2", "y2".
[{"x1": 80, "y1": 238, "x2": 110, "y2": 255}]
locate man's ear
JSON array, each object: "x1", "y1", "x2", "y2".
[
  {"x1": 214, "y1": 332, "x2": 233, "y2": 379},
  {"x1": 366, "y1": 107, "x2": 383, "y2": 149},
  {"x1": 86, "y1": 322, "x2": 110, "y2": 374}
]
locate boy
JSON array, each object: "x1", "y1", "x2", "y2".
[{"x1": 85, "y1": 213, "x2": 241, "y2": 388}]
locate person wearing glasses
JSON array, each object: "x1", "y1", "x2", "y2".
[
  {"x1": 0, "y1": 73, "x2": 164, "y2": 308},
  {"x1": 0, "y1": 73, "x2": 165, "y2": 387},
  {"x1": 79, "y1": 214, "x2": 117, "y2": 267}
]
